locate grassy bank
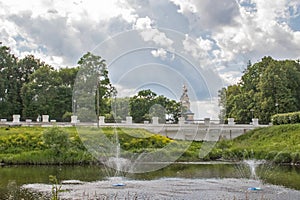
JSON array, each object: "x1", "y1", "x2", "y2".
[
  {"x1": 0, "y1": 126, "x2": 201, "y2": 164},
  {"x1": 1, "y1": 124, "x2": 299, "y2": 165},
  {"x1": 208, "y1": 124, "x2": 300, "y2": 164},
  {"x1": 0, "y1": 126, "x2": 93, "y2": 165}
]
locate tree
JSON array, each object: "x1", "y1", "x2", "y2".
[
  {"x1": 21, "y1": 66, "x2": 59, "y2": 119},
  {"x1": 129, "y1": 89, "x2": 181, "y2": 123},
  {"x1": 0, "y1": 43, "x2": 82, "y2": 121},
  {"x1": 129, "y1": 89, "x2": 157, "y2": 123},
  {"x1": 21, "y1": 66, "x2": 79, "y2": 121},
  {"x1": 110, "y1": 97, "x2": 130, "y2": 122},
  {"x1": 219, "y1": 57, "x2": 300, "y2": 124},
  {"x1": 0, "y1": 44, "x2": 18, "y2": 119},
  {"x1": 57, "y1": 67, "x2": 79, "y2": 121},
  {"x1": 74, "y1": 52, "x2": 116, "y2": 123},
  {"x1": 16, "y1": 55, "x2": 47, "y2": 114}
]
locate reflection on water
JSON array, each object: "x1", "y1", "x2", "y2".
[{"x1": 0, "y1": 163, "x2": 299, "y2": 199}]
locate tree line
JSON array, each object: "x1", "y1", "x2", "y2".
[
  {"x1": 0, "y1": 43, "x2": 181, "y2": 122},
  {"x1": 0, "y1": 43, "x2": 80, "y2": 121},
  {"x1": 219, "y1": 56, "x2": 300, "y2": 124}
]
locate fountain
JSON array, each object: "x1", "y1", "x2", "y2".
[
  {"x1": 244, "y1": 159, "x2": 264, "y2": 180},
  {"x1": 243, "y1": 159, "x2": 265, "y2": 191}
]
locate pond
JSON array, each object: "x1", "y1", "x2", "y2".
[{"x1": 1, "y1": 162, "x2": 300, "y2": 199}]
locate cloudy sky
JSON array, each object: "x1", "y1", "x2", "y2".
[{"x1": 1, "y1": 0, "x2": 300, "y2": 119}]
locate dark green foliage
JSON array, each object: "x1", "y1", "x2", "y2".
[
  {"x1": 272, "y1": 111, "x2": 300, "y2": 125},
  {"x1": 0, "y1": 43, "x2": 117, "y2": 122},
  {"x1": 21, "y1": 66, "x2": 79, "y2": 121},
  {"x1": 62, "y1": 111, "x2": 73, "y2": 122},
  {"x1": 43, "y1": 127, "x2": 70, "y2": 155},
  {"x1": 273, "y1": 152, "x2": 292, "y2": 164},
  {"x1": 219, "y1": 57, "x2": 300, "y2": 124},
  {"x1": 129, "y1": 89, "x2": 181, "y2": 123},
  {"x1": 74, "y1": 52, "x2": 116, "y2": 123}
]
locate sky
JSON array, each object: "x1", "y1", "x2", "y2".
[{"x1": 1, "y1": 0, "x2": 300, "y2": 119}]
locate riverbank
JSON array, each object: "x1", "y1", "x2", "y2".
[
  {"x1": 210, "y1": 124, "x2": 300, "y2": 164},
  {"x1": 0, "y1": 124, "x2": 299, "y2": 165}
]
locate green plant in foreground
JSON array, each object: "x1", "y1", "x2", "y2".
[{"x1": 49, "y1": 175, "x2": 61, "y2": 200}]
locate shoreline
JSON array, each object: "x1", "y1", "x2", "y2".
[{"x1": 1, "y1": 160, "x2": 300, "y2": 167}]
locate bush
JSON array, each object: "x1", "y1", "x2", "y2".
[
  {"x1": 43, "y1": 127, "x2": 69, "y2": 155},
  {"x1": 62, "y1": 111, "x2": 72, "y2": 122},
  {"x1": 207, "y1": 148, "x2": 222, "y2": 160},
  {"x1": 291, "y1": 152, "x2": 300, "y2": 164},
  {"x1": 265, "y1": 151, "x2": 278, "y2": 160},
  {"x1": 272, "y1": 111, "x2": 300, "y2": 125},
  {"x1": 273, "y1": 152, "x2": 292, "y2": 164}
]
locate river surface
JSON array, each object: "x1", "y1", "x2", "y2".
[{"x1": 0, "y1": 162, "x2": 300, "y2": 199}]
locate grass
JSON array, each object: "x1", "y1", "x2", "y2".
[
  {"x1": 210, "y1": 124, "x2": 300, "y2": 164},
  {"x1": 1, "y1": 124, "x2": 299, "y2": 165},
  {"x1": 0, "y1": 126, "x2": 94, "y2": 164},
  {"x1": 0, "y1": 126, "x2": 202, "y2": 164}
]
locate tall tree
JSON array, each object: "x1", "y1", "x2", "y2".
[
  {"x1": 21, "y1": 66, "x2": 59, "y2": 119},
  {"x1": 0, "y1": 44, "x2": 17, "y2": 119},
  {"x1": 21, "y1": 66, "x2": 79, "y2": 121},
  {"x1": 219, "y1": 57, "x2": 300, "y2": 124},
  {"x1": 16, "y1": 55, "x2": 46, "y2": 114},
  {"x1": 74, "y1": 52, "x2": 116, "y2": 122}
]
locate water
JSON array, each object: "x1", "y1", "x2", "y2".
[{"x1": 1, "y1": 163, "x2": 300, "y2": 199}]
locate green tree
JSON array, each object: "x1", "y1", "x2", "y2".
[
  {"x1": 0, "y1": 44, "x2": 18, "y2": 119},
  {"x1": 165, "y1": 98, "x2": 181, "y2": 123},
  {"x1": 21, "y1": 66, "x2": 79, "y2": 121},
  {"x1": 219, "y1": 57, "x2": 300, "y2": 124},
  {"x1": 129, "y1": 89, "x2": 181, "y2": 123},
  {"x1": 21, "y1": 66, "x2": 60, "y2": 119},
  {"x1": 129, "y1": 89, "x2": 157, "y2": 123},
  {"x1": 0, "y1": 43, "x2": 46, "y2": 119},
  {"x1": 57, "y1": 67, "x2": 79, "y2": 121},
  {"x1": 16, "y1": 55, "x2": 47, "y2": 114},
  {"x1": 110, "y1": 97, "x2": 130, "y2": 122},
  {"x1": 74, "y1": 52, "x2": 116, "y2": 122}
]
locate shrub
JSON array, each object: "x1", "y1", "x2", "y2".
[
  {"x1": 62, "y1": 111, "x2": 72, "y2": 122},
  {"x1": 273, "y1": 152, "x2": 292, "y2": 164},
  {"x1": 271, "y1": 111, "x2": 300, "y2": 125},
  {"x1": 43, "y1": 127, "x2": 69, "y2": 155},
  {"x1": 207, "y1": 148, "x2": 222, "y2": 160},
  {"x1": 291, "y1": 152, "x2": 300, "y2": 164}
]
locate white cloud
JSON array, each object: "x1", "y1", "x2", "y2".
[
  {"x1": 0, "y1": 0, "x2": 136, "y2": 68},
  {"x1": 133, "y1": 16, "x2": 153, "y2": 29},
  {"x1": 182, "y1": 34, "x2": 214, "y2": 67},
  {"x1": 170, "y1": 0, "x2": 240, "y2": 30},
  {"x1": 133, "y1": 16, "x2": 174, "y2": 48},
  {"x1": 0, "y1": 0, "x2": 136, "y2": 22},
  {"x1": 210, "y1": 0, "x2": 300, "y2": 85},
  {"x1": 169, "y1": 0, "x2": 197, "y2": 13},
  {"x1": 0, "y1": 0, "x2": 300, "y2": 96},
  {"x1": 151, "y1": 48, "x2": 167, "y2": 60}
]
